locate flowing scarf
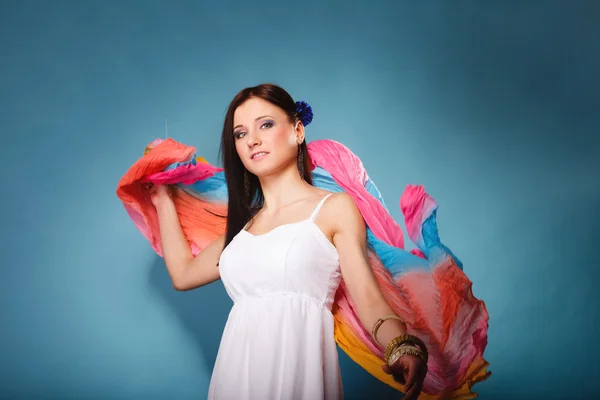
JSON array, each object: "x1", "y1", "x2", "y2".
[{"x1": 116, "y1": 137, "x2": 490, "y2": 399}]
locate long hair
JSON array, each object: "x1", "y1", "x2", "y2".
[{"x1": 219, "y1": 83, "x2": 313, "y2": 248}]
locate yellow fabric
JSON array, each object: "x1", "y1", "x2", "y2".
[{"x1": 333, "y1": 314, "x2": 491, "y2": 399}]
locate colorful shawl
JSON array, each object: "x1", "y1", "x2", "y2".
[{"x1": 116, "y1": 138, "x2": 490, "y2": 399}]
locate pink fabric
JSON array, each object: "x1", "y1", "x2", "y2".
[{"x1": 308, "y1": 139, "x2": 405, "y2": 249}]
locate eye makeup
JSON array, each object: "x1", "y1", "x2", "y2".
[
  {"x1": 260, "y1": 119, "x2": 274, "y2": 129},
  {"x1": 234, "y1": 130, "x2": 246, "y2": 139},
  {"x1": 234, "y1": 119, "x2": 274, "y2": 139}
]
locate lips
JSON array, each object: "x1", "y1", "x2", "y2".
[{"x1": 251, "y1": 151, "x2": 269, "y2": 160}]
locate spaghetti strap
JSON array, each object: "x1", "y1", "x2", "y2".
[{"x1": 309, "y1": 193, "x2": 333, "y2": 221}]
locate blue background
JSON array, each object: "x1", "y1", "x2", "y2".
[{"x1": 1, "y1": 1, "x2": 598, "y2": 399}]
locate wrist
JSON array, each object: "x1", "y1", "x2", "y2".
[
  {"x1": 370, "y1": 315, "x2": 428, "y2": 367},
  {"x1": 384, "y1": 334, "x2": 429, "y2": 366},
  {"x1": 154, "y1": 196, "x2": 175, "y2": 212}
]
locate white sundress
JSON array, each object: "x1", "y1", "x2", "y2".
[{"x1": 208, "y1": 193, "x2": 344, "y2": 400}]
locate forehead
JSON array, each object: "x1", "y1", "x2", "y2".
[{"x1": 233, "y1": 97, "x2": 285, "y2": 125}]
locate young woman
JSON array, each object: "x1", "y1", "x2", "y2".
[{"x1": 146, "y1": 84, "x2": 428, "y2": 399}]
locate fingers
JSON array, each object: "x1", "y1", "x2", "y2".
[
  {"x1": 403, "y1": 379, "x2": 423, "y2": 400},
  {"x1": 404, "y1": 362, "x2": 417, "y2": 392},
  {"x1": 382, "y1": 364, "x2": 405, "y2": 385},
  {"x1": 383, "y1": 356, "x2": 426, "y2": 399},
  {"x1": 403, "y1": 363, "x2": 426, "y2": 400}
]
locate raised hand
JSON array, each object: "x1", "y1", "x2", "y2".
[{"x1": 144, "y1": 182, "x2": 173, "y2": 208}]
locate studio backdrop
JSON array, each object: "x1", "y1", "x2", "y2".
[{"x1": 1, "y1": 1, "x2": 598, "y2": 399}]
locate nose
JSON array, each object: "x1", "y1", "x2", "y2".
[{"x1": 246, "y1": 128, "x2": 261, "y2": 148}]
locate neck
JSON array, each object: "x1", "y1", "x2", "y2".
[{"x1": 257, "y1": 164, "x2": 311, "y2": 212}]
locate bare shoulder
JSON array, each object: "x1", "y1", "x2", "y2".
[
  {"x1": 321, "y1": 191, "x2": 366, "y2": 236},
  {"x1": 327, "y1": 191, "x2": 361, "y2": 215}
]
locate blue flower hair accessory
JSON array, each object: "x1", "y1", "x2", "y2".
[{"x1": 295, "y1": 101, "x2": 314, "y2": 126}]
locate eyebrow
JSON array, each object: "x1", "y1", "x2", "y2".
[{"x1": 233, "y1": 115, "x2": 274, "y2": 130}]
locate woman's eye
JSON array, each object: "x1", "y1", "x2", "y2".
[
  {"x1": 234, "y1": 131, "x2": 246, "y2": 139},
  {"x1": 261, "y1": 121, "x2": 273, "y2": 129}
]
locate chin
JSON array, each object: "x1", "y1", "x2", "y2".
[
  {"x1": 247, "y1": 166, "x2": 273, "y2": 178},
  {"x1": 247, "y1": 162, "x2": 286, "y2": 179},
  {"x1": 245, "y1": 161, "x2": 270, "y2": 176},
  {"x1": 245, "y1": 154, "x2": 294, "y2": 178}
]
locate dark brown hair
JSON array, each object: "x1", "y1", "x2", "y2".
[{"x1": 219, "y1": 83, "x2": 313, "y2": 247}]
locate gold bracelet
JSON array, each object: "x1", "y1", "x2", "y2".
[
  {"x1": 384, "y1": 334, "x2": 429, "y2": 364},
  {"x1": 386, "y1": 344, "x2": 427, "y2": 366},
  {"x1": 383, "y1": 334, "x2": 414, "y2": 361},
  {"x1": 387, "y1": 344, "x2": 419, "y2": 365},
  {"x1": 371, "y1": 315, "x2": 407, "y2": 347}
]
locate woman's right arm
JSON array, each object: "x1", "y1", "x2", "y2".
[{"x1": 152, "y1": 184, "x2": 223, "y2": 291}]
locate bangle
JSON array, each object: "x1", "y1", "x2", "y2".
[
  {"x1": 371, "y1": 315, "x2": 407, "y2": 347},
  {"x1": 383, "y1": 334, "x2": 414, "y2": 361},
  {"x1": 386, "y1": 344, "x2": 428, "y2": 366},
  {"x1": 384, "y1": 334, "x2": 429, "y2": 365}
]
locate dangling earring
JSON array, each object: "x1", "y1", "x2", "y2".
[
  {"x1": 297, "y1": 146, "x2": 305, "y2": 180},
  {"x1": 244, "y1": 169, "x2": 250, "y2": 198}
]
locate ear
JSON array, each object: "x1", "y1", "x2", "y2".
[{"x1": 294, "y1": 120, "x2": 305, "y2": 144}]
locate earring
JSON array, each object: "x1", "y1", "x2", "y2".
[
  {"x1": 297, "y1": 147, "x2": 305, "y2": 180},
  {"x1": 244, "y1": 170, "x2": 250, "y2": 198}
]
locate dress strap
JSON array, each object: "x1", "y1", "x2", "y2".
[{"x1": 309, "y1": 193, "x2": 333, "y2": 222}]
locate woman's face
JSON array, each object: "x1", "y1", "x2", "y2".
[{"x1": 233, "y1": 97, "x2": 303, "y2": 177}]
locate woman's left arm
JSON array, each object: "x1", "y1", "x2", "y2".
[{"x1": 330, "y1": 192, "x2": 427, "y2": 399}]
